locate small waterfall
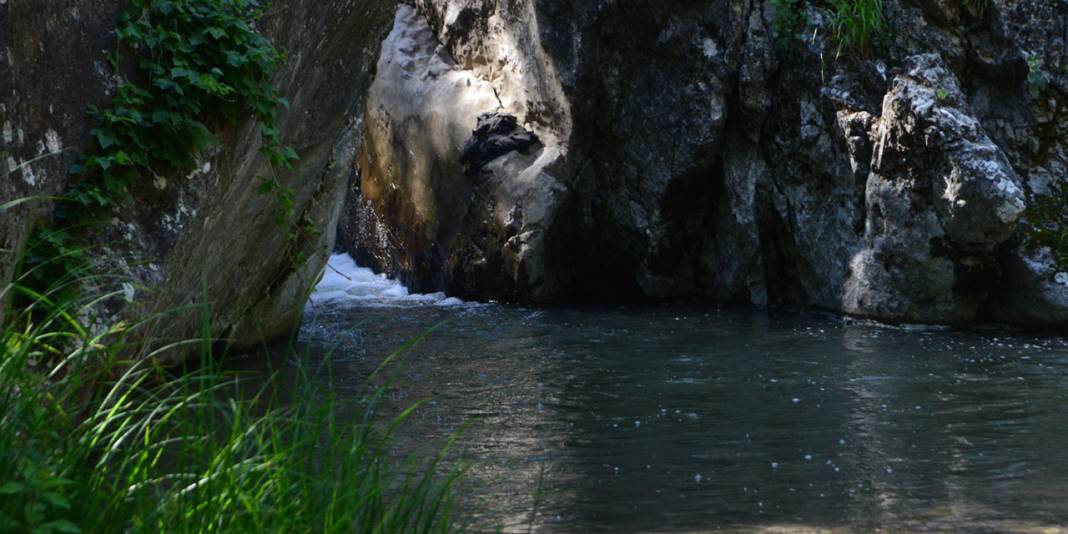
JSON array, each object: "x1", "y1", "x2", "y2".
[{"x1": 311, "y1": 254, "x2": 467, "y2": 308}]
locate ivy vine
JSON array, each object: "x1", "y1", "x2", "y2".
[
  {"x1": 71, "y1": 0, "x2": 297, "y2": 206},
  {"x1": 24, "y1": 0, "x2": 305, "y2": 294}
]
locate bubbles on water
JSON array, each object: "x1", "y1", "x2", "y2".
[
  {"x1": 694, "y1": 474, "x2": 703, "y2": 483},
  {"x1": 771, "y1": 462, "x2": 779, "y2": 469}
]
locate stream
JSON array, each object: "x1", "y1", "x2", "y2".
[{"x1": 250, "y1": 254, "x2": 1068, "y2": 532}]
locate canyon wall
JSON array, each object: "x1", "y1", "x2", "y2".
[
  {"x1": 339, "y1": 0, "x2": 1068, "y2": 326},
  {"x1": 4, "y1": 0, "x2": 1068, "y2": 342}
]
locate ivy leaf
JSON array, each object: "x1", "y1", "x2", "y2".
[{"x1": 92, "y1": 129, "x2": 118, "y2": 150}]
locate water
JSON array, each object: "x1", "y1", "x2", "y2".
[{"x1": 291, "y1": 255, "x2": 1068, "y2": 531}]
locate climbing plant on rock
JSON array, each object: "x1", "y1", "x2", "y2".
[
  {"x1": 23, "y1": 0, "x2": 303, "y2": 293},
  {"x1": 71, "y1": 0, "x2": 297, "y2": 206}
]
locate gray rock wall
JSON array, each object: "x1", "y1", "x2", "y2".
[
  {"x1": 340, "y1": 0, "x2": 1068, "y2": 327},
  {"x1": 1, "y1": 0, "x2": 396, "y2": 356},
  {"x1": 5, "y1": 0, "x2": 1068, "y2": 338}
]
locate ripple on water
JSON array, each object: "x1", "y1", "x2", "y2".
[{"x1": 280, "y1": 254, "x2": 1068, "y2": 531}]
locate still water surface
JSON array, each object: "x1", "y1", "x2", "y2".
[{"x1": 281, "y1": 255, "x2": 1068, "y2": 531}]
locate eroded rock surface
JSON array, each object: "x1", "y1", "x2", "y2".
[
  {"x1": 5, "y1": 0, "x2": 1068, "y2": 335},
  {"x1": 340, "y1": 0, "x2": 1068, "y2": 327},
  {"x1": 1, "y1": 0, "x2": 396, "y2": 355}
]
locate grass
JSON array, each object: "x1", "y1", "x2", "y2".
[
  {"x1": 0, "y1": 248, "x2": 465, "y2": 533},
  {"x1": 769, "y1": 0, "x2": 885, "y2": 57},
  {"x1": 830, "y1": 0, "x2": 885, "y2": 56}
]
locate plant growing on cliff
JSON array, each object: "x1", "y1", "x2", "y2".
[
  {"x1": 961, "y1": 0, "x2": 989, "y2": 14},
  {"x1": 770, "y1": 0, "x2": 885, "y2": 57},
  {"x1": 1025, "y1": 183, "x2": 1068, "y2": 272},
  {"x1": 22, "y1": 0, "x2": 306, "y2": 294},
  {"x1": 1026, "y1": 53, "x2": 1050, "y2": 100},
  {"x1": 830, "y1": 0, "x2": 885, "y2": 56},
  {"x1": 70, "y1": 0, "x2": 297, "y2": 208}
]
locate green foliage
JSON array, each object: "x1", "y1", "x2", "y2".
[
  {"x1": 771, "y1": 0, "x2": 809, "y2": 53},
  {"x1": 769, "y1": 0, "x2": 885, "y2": 57},
  {"x1": 1026, "y1": 53, "x2": 1050, "y2": 100},
  {"x1": 22, "y1": 0, "x2": 308, "y2": 303},
  {"x1": 16, "y1": 227, "x2": 91, "y2": 301},
  {"x1": 1, "y1": 267, "x2": 464, "y2": 533},
  {"x1": 69, "y1": 0, "x2": 296, "y2": 208},
  {"x1": 1026, "y1": 183, "x2": 1068, "y2": 271},
  {"x1": 935, "y1": 87, "x2": 950, "y2": 101},
  {"x1": 830, "y1": 0, "x2": 885, "y2": 56}
]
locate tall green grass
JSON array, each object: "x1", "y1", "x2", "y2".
[
  {"x1": 830, "y1": 0, "x2": 885, "y2": 56},
  {"x1": 1, "y1": 251, "x2": 464, "y2": 533}
]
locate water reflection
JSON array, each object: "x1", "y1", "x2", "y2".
[{"x1": 275, "y1": 284, "x2": 1068, "y2": 531}]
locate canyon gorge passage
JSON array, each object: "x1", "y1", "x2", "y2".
[{"x1": 4, "y1": 0, "x2": 1068, "y2": 531}]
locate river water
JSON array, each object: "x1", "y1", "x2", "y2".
[{"x1": 286, "y1": 254, "x2": 1068, "y2": 531}]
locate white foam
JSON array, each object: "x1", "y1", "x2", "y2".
[{"x1": 310, "y1": 254, "x2": 470, "y2": 308}]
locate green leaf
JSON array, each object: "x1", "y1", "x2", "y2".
[
  {"x1": 0, "y1": 482, "x2": 24, "y2": 495},
  {"x1": 92, "y1": 129, "x2": 118, "y2": 150}
]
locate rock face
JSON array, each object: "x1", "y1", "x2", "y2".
[
  {"x1": 336, "y1": 0, "x2": 1068, "y2": 327},
  {"x1": 1, "y1": 0, "x2": 396, "y2": 354},
  {"x1": 843, "y1": 54, "x2": 1025, "y2": 322},
  {"x1": 338, "y1": 4, "x2": 567, "y2": 301},
  {"x1": 5, "y1": 0, "x2": 1068, "y2": 337}
]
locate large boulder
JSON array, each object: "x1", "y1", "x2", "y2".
[
  {"x1": 842, "y1": 54, "x2": 1025, "y2": 322},
  {"x1": 1, "y1": 0, "x2": 397, "y2": 355}
]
